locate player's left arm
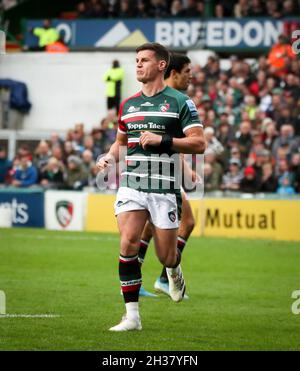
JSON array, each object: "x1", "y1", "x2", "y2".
[
  {"x1": 171, "y1": 126, "x2": 206, "y2": 154},
  {"x1": 140, "y1": 95, "x2": 206, "y2": 154},
  {"x1": 139, "y1": 127, "x2": 206, "y2": 154}
]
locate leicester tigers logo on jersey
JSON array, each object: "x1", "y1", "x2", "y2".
[
  {"x1": 159, "y1": 103, "x2": 170, "y2": 112},
  {"x1": 56, "y1": 200, "x2": 73, "y2": 228},
  {"x1": 168, "y1": 210, "x2": 177, "y2": 223}
]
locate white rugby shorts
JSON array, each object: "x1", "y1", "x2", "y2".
[{"x1": 114, "y1": 186, "x2": 179, "y2": 229}]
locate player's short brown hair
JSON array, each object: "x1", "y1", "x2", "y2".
[{"x1": 136, "y1": 42, "x2": 170, "y2": 68}]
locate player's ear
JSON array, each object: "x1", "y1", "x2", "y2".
[
  {"x1": 158, "y1": 60, "x2": 167, "y2": 72},
  {"x1": 171, "y1": 69, "x2": 178, "y2": 80}
]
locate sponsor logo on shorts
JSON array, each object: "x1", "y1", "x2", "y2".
[
  {"x1": 56, "y1": 200, "x2": 73, "y2": 228},
  {"x1": 168, "y1": 210, "x2": 177, "y2": 223}
]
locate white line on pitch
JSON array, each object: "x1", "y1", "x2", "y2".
[
  {"x1": 2, "y1": 233, "x2": 119, "y2": 242},
  {"x1": 0, "y1": 314, "x2": 61, "y2": 318}
]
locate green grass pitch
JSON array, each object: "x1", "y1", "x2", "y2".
[{"x1": 0, "y1": 227, "x2": 300, "y2": 350}]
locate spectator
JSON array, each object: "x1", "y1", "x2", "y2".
[
  {"x1": 268, "y1": 89, "x2": 283, "y2": 123},
  {"x1": 11, "y1": 155, "x2": 38, "y2": 188},
  {"x1": 267, "y1": 34, "x2": 296, "y2": 77},
  {"x1": 76, "y1": 2, "x2": 90, "y2": 18},
  {"x1": 221, "y1": 158, "x2": 243, "y2": 191},
  {"x1": 204, "y1": 127, "x2": 224, "y2": 158},
  {"x1": 284, "y1": 73, "x2": 300, "y2": 102},
  {"x1": 52, "y1": 145, "x2": 65, "y2": 164},
  {"x1": 136, "y1": 1, "x2": 150, "y2": 17},
  {"x1": 248, "y1": 131, "x2": 264, "y2": 165},
  {"x1": 64, "y1": 155, "x2": 88, "y2": 190},
  {"x1": 277, "y1": 174, "x2": 296, "y2": 195},
  {"x1": 204, "y1": 163, "x2": 222, "y2": 192},
  {"x1": 204, "y1": 149, "x2": 223, "y2": 188},
  {"x1": 39, "y1": 157, "x2": 64, "y2": 189},
  {"x1": 272, "y1": 124, "x2": 299, "y2": 159},
  {"x1": 71, "y1": 128, "x2": 85, "y2": 153},
  {"x1": 50, "y1": 132, "x2": 64, "y2": 148},
  {"x1": 235, "y1": 121, "x2": 253, "y2": 161},
  {"x1": 252, "y1": 148, "x2": 272, "y2": 182},
  {"x1": 88, "y1": 164, "x2": 100, "y2": 188},
  {"x1": 103, "y1": 60, "x2": 124, "y2": 113},
  {"x1": 216, "y1": 122, "x2": 234, "y2": 164},
  {"x1": 277, "y1": 106, "x2": 299, "y2": 132},
  {"x1": 243, "y1": 95, "x2": 258, "y2": 121},
  {"x1": 263, "y1": 120, "x2": 278, "y2": 151},
  {"x1": 276, "y1": 158, "x2": 293, "y2": 183},
  {"x1": 91, "y1": 127, "x2": 106, "y2": 155},
  {"x1": 282, "y1": 0, "x2": 295, "y2": 16},
  {"x1": 184, "y1": 0, "x2": 203, "y2": 17},
  {"x1": 265, "y1": 0, "x2": 282, "y2": 18},
  {"x1": 248, "y1": 0, "x2": 265, "y2": 16},
  {"x1": 46, "y1": 34, "x2": 69, "y2": 53},
  {"x1": 148, "y1": 0, "x2": 168, "y2": 17},
  {"x1": 88, "y1": 0, "x2": 108, "y2": 17},
  {"x1": 17, "y1": 144, "x2": 32, "y2": 161},
  {"x1": 82, "y1": 149, "x2": 95, "y2": 173},
  {"x1": 291, "y1": 153, "x2": 300, "y2": 193},
  {"x1": 119, "y1": 0, "x2": 135, "y2": 17},
  {"x1": 229, "y1": 146, "x2": 242, "y2": 165},
  {"x1": 34, "y1": 140, "x2": 52, "y2": 172},
  {"x1": 31, "y1": 19, "x2": 59, "y2": 50},
  {"x1": 240, "y1": 166, "x2": 260, "y2": 193},
  {"x1": 259, "y1": 162, "x2": 278, "y2": 192},
  {"x1": 216, "y1": 0, "x2": 235, "y2": 16},
  {"x1": 107, "y1": 0, "x2": 119, "y2": 17},
  {"x1": 83, "y1": 135, "x2": 102, "y2": 160},
  {"x1": 64, "y1": 141, "x2": 76, "y2": 159},
  {"x1": 170, "y1": 0, "x2": 186, "y2": 16},
  {"x1": 0, "y1": 147, "x2": 12, "y2": 185},
  {"x1": 0, "y1": 0, "x2": 17, "y2": 11},
  {"x1": 100, "y1": 113, "x2": 118, "y2": 149},
  {"x1": 203, "y1": 55, "x2": 220, "y2": 82},
  {"x1": 215, "y1": 3, "x2": 224, "y2": 18}
]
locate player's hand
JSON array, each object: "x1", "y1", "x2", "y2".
[
  {"x1": 96, "y1": 154, "x2": 114, "y2": 172},
  {"x1": 191, "y1": 170, "x2": 202, "y2": 184},
  {"x1": 139, "y1": 131, "x2": 162, "y2": 149}
]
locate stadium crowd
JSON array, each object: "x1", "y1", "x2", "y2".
[
  {"x1": 1, "y1": 43, "x2": 300, "y2": 194},
  {"x1": 2, "y1": 0, "x2": 300, "y2": 18},
  {"x1": 73, "y1": 0, "x2": 300, "y2": 19}
]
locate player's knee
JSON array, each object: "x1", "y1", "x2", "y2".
[
  {"x1": 158, "y1": 250, "x2": 177, "y2": 268},
  {"x1": 120, "y1": 234, "x2": 140, "y2": 253}
]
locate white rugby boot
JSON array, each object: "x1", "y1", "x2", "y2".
[
  {"x1": 166, "y1": 264, "x2": 186, "y2": 302},
  {"x1": 109, "y1": 314, "x2": 142, "y2": 332}
]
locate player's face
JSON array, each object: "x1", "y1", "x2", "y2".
[
  {"x1": 136, "y1": 50, "x2": 166, "y2": 83},
  {"x1": 174, "y1": 63, "x2": 192, "y2": 91}
]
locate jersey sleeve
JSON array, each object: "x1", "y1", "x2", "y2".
[
  {"x1": 117, "y1": 100, "x2": 127, "y2": 135},
  {"x1": 179, "y1": 96, "x2": 203, "y2": 134}
]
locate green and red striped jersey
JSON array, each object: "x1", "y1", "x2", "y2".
[{"x1": 118, "y1": 86, "x2": 203, "y2": 193}]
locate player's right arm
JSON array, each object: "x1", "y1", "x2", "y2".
[{"x1": 96, "y1": 132, "x2": 127, "y2": 172}]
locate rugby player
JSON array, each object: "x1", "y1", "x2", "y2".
[
  {"x1": 138, "y1": 53, "x2": 199, "y2": 299},
  {"x1": 97, "y1": 43, "x2": 205, "y2": 331}
]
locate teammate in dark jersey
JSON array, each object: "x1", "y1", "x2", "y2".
[
  {"x1": 97, "y1": 43, "x2": 205, "y2": 332},
  {"x1": 138, "y1": 53, "x2": 200, "y2": 299}
]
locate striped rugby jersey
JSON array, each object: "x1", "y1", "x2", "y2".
[{"x1": 118, "y1": 86, "x2": 203, "y2": 193}]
